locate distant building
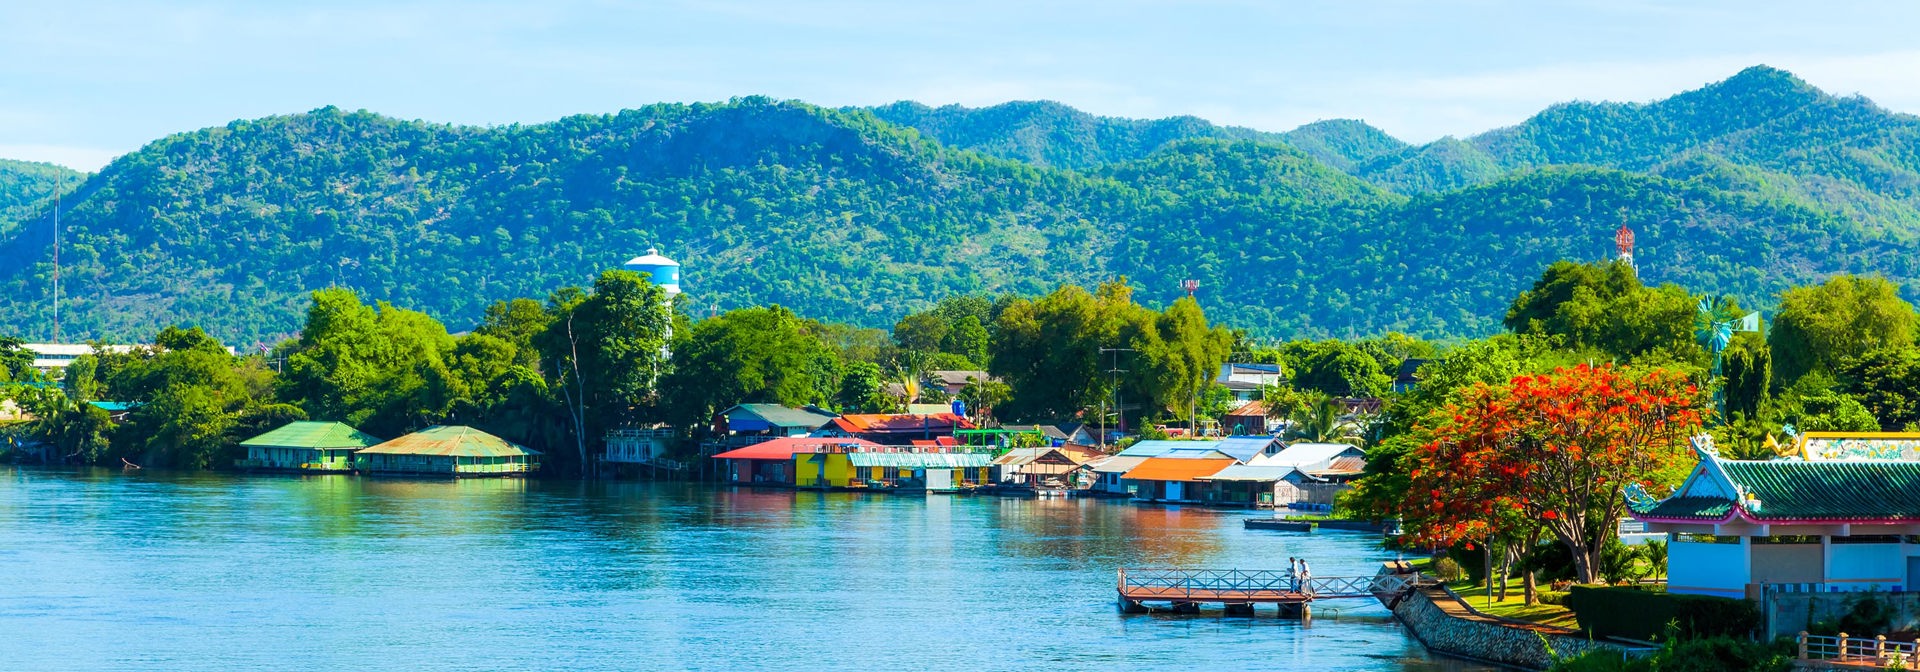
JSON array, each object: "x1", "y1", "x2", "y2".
[
  {"x1": 22, "y1": 343, "x2": 234, "y2": 371},
  {"x1": 926, "y1": 370, "x2": 991, "y2": 395},
  {"x1": 823, "y1": 412, "x2": 973, "y2": 443},
  {"x1": 1216, "y1": 363, "x2": 1284, "y2": 401},
  {"x1": 1221, "y1": 400, "x2": 1269, "y2": 436}
]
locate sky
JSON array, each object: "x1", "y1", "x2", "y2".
[{"x1": 4, "y1": 1, "x2": 1920, "y2": 171}]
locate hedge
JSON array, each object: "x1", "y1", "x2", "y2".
[{"x1": 1564, "y1": 585, "x2": 1759, "y2": 641}]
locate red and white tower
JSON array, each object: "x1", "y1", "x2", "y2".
[{"x1": 1614, "y1": 224, "x2": 1636, "y2": 271}]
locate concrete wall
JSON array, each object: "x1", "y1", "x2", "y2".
[
  {"x1": 1764, "y1": 591, "x2": 1920, "y2": 640},
  {"x1": 793, "y1": 454, "x2": 852, "y2": 487},
  {"x1": 1671, "y1": 539, "x2": 1750, "y2": 598},
  {"x1": 1389, "y1": 585, "x2": 1619, "y2": 669}
]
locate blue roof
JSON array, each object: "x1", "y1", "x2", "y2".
[
  {"x1": 1118, "y1": 440, "x2": 1228, "y2": 458},
  {"x1": 1215, "y1": 437, "x2": 1279, "y2": 462},
  {"x1": 87, "y1": 401, "x2": 140, "y2": 412}
]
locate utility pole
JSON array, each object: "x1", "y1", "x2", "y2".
[
  {"x1": 52, "y1": 184, "x2": 61, "y2": 343},
  {"x1": 1099, "y1": 346, "x2": 1133, "y2": 450}
]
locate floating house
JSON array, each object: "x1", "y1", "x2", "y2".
[
  {"x1": 847, "y1": 452, "x2": 993, "y2": 492},
  {"x1": 993, "y1": 447, "x2": 1094, "y2": 487},
  {"x1": 711, "y1": 437, "x2": 879, "y2": 485},
  {"x1": 716, "y1": 404, "x2": 839, "y2": 437},
  {"x1": 236, "y1": 421, "x2": 383, "y2": 472},
  {"x1": 1089, "y1": 455, "x2": 1151, "y2": 495},
  {"x1": 354, "y1": 425, "x2": 541, "y2": 477},
  {"x1": 1633, "y1": 437, "x2": 1920, "y2": 598},
  {"x1": 1121, "y1": 457, "x2": 1238, "y2": 503}
]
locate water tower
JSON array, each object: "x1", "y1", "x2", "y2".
[{"x1": 623, "y1": 247, "x2": 682, "y2": 299}]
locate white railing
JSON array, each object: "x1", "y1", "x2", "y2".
[{"x1": 1798, "y1": 632, "x2": 1918, "y2": 666}]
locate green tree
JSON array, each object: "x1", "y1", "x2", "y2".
[
  {"x1": 277, "y1": 288, "x2": 455, "y2": 437},
  {"x1": 661, "y1": 305, "x2": 842, "y2": 427},
  {"x1": 939, "y1": 315, "x2": 991, "y2": 368},
  {"x1": 1504, "y1": 260, "x2": 1701, "y2": 363},
  {"x1": 1771, "y1": 275, "x2": 1917, "y2": 384},
  {"x1": 1721, "y1": 332, "x2": 1771, "y2": 421},
  {"x1": 1285, "y1": 340, "x2": 1391, "y2": 398},
  {"x1": 1122, "y1": 296, "x2": 1234, "y2": 420},
  {"x1": 0, "y1": 336, "x2": 32, "y2": 382},
  {"x1": 1839, "y1": 346, "x2": 1920, "y2": 431},
  {"x1": 892, "y1": 312, "x2": 950, "y2": 354},
  {"x1": 1777, "y1": 373, "x2": 1879, "y2": 432},
  {"x1": 836, "y1": 360, "x2": 892, "y2": 413},
  {"x1": 990, "y1": 283, "x2": 1130, "y2": 421},
  {"x1": 539, "y1": 269, "x2": 673, "y2": 474}
]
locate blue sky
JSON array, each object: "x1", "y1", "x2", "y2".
[{"x1": 4, "y1": 1, "x2": 1919, "y2": 171}]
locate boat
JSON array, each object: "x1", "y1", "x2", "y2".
[{"x1": 1244, "y1": 518, "x2": 1314, "y2": 532}]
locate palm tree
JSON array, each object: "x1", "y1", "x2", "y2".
[{"x1": 1282, "y1": 394, "x2": 1365, "y2": 446}]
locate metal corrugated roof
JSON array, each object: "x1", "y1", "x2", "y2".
[
  {"x1": 846, "y1": 453, "x2": 993, "y2": 468},
  {"x1": 357, "y1": 425, "x2": 540, "y2": 458},
  {"x1": 1215, "y1": 437, "x2": 1279, "y2": 462},
  {"x1": 1199, "y1": 464, "x2": 1299, "y2": 482},
  {"x1": 239, "y1": 421, "x2": 384, "y2": 449},
  {"x1": 710, "y1": 437, "x2": 880, "y2": 460},
  {"x1": 1089, "y1": 455, "x2": 1150, "y2": 473},
  {"x1": 729, "y1": 404, "x2": 837, "y2": 429},
  {"x1": 1255, "y1": 443, "x2": 1363, "y2": 467},
  {"x1": 1122, "y1": 457, "x2": 1235, "y2": 482},
  {"x1": 1116, "y1": 440, "x2": 1219, "y2": 458}
]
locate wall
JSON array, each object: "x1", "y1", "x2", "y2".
[
  {"x1": 793, "y1": 454, "x2": 852, "y2": 487},
  {"x1": 1764, "y1": 591, "x2": 1920, "y2": 640},
  {"x1": 1827, "y1": 543, "x2": 1905, "y2": 590},
  {"x1": 1753, "y1": 543, "x2": 1826, "y2": 585},
  {"x1": 1670, "y1": 539, "x2": 1750, "y2": 598},
  {"x1": 1388, "y1": 583, "x2": 1621, "y2": 669}
]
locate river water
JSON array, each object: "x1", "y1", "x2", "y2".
[{"x1": 0, "y1": 467, "x2": 1492, "y2": 671}]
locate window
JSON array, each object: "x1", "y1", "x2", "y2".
[
  {"x1": 1673, "y1": 533, "x2": 1738, "y2": 544},
  {"x1": 1753, "y1": 535, "x2": 1821, "y2": 545},
  {"x1": 1831, "y1": 535, "x2": 1903, "y2": 544}
]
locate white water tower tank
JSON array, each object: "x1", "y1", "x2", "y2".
[{"x1": 623, "y1": 247, "x2": 681, "y2": 298}]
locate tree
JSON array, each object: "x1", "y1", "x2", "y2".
[
  {"x1": 277, "y1": 289, "x2": 455, "y2": 438},
  {"x1": 1503, "y1": 260, "x2": 1701, "y2": 363},
  {"x1": 1401, "y1": 364, "x2": 1702, "y2": 584},
  {"x1": 1778, "y1": 373, "x2": 1880, "y2": 432},
  {"x1": 1771, "y1": 275, "x2": 1916, "y2": 384},
  {"x1": 892, "y1": 313, "x2": 950, "y2": 354},
  {"x1": 1840, "y1": 346, "x2": 1920, "y2": 431},
  {"x1": 0, "y1": 336, "x2": 34, "y2": 382},
  {"x1": 1721, "y1": 332, "x2": 1771, "y2": 421},
  {"x1": 939, "y1": 315, "x2": 991, "y2": 368},
  {"x1": 537, "y1": 269, "x2": 673, "y2": 475},
  {"x1": 990, "y1": 283, "x2": 1129, "y2": 421},
  {"x1": 1285, "y1": 340, "x2": 1391, "y2": 398},
  {"x1": 1122, "y1": 297, "x2": 1234, "y2": 421},
  {"x1": 957, "y1": 375, "x2": 1011, "y2": 422},
  {"x1": 661, "y1": 305, "x2": 842, "y2": 427},
  {"x1": 1282, "y1": 393, "x2": 1363, "y2": 445}
]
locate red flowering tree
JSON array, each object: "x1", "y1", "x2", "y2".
[{"x1": 1402, "y1": 364, "x2": 1701, "y2": 585}]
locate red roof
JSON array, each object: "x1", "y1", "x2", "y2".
[
  {"x1": 909, "y1": 437, "x2": 960, "y2": 447},
  {"x1": 710, "y1": 437, "x2": 881, "y2": 460},
  {"x1": 831, "y1": 413, "x2": 974, "y2": 434}
]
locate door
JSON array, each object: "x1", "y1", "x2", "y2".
[
  {"x1": 1907, "y1": 556, "x2": 1920, "y2": 592},
  {"x1": 1165, "y1": 481, "x2": 1184, "y2": 501}
]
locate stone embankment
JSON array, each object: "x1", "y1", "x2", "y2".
[{"x1": 1376, "y1": 563, "x2": 1629, "y2": 670}]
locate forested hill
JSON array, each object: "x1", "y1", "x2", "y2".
[
  {"x1": 0, "y1": 159, "x2": 84, "y2": 240},
  {"x1": 4, "y1": 67, "x2": 1920, "y2": 346}
]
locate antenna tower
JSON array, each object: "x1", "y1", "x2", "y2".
[{"x1": 1614, "y1": 224, "x2": 1636, "y2": 272}]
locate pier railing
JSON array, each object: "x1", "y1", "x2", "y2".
[
  {"x1": 1117, "y1": 568, "x2": 1401, "y2": 601},
  {"x1": 1797, "y1": 632, "x2": 1917, "y2": 667}
]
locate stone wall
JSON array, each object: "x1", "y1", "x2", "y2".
[
  {"x1": 1385, "y1": 581, "x2": 1620, "y2": 670},
  {"x1": 1765, "y1": 591, "x2": 1920, "y2": 640}
]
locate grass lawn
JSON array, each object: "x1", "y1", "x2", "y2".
[{"x1": 1441, "y1": 574, "x2": 1581, "y2": 629}]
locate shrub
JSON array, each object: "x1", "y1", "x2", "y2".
[
  {"x1": 1565, "y1": 585, "x2": 1759, "y2": 641},
  {"x1": 1548, "y1": 636, "x2": 1792, "y2": 672},
  {"x1": 1809, "y1": 592, "x2": 1895, "y2": 637},
  {"x1": 1433, "y1": 557, "x2": 1466, "y2": 582},
  {"x1": 1537, "y1": 590, "x2": 1570, "y2": 606}
]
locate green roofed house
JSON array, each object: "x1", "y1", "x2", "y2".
[
  {"x1": 1632, "y1": 435, "x2": 1920, "y2": 600},
  {"x1": 237, "y1": 421, "x2": 384, "y2": 473},
  {"x1": 354, "y1": 425, "x2": 541, "y2": 477}
]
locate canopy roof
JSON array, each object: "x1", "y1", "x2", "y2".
[
  {"x1": 1215, "y1": 437, "x2": 1279, "y2": 462},
  {"x1": 1635, "y1": 449, "x2": 1920, "y2": 524},
  {"x1": 1122, "y1": 457, "x2": 1235, "y2": 482},
  {"x1": 358, "y1": 425, "x2": 539, "y2": 458},
  {"x1": 846, "y1": 452, "x2": 993, "y2": 468},
  {"x1": 1089, "y1": 455, "x2": 1151, "y2": 474},
  {"x1": 725, "y1": 404, "x2": 838, "y2": 430},
  {"x1": 711, "y1": 437, "x2": 880, "y2": 460},
  {"x1": 1116, "y1": 440, "x2": 1215, "y2": 458},
  {"x1": 1199, "y1": 464, "x2": 1300, "y2": 482},
  {"x1": 832, "y1": 413, "x2": 972, "y2": 434},
  {"x1": 1254, "y1": 442, "x2": 1363, "y2": 468},
  {"x1": 239, "y1": 421, "x2": 383, "y2": 450}
]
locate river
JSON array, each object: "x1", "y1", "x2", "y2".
[{"x1": 0, "y1": 467, "x2": 1493, "y2": 671}]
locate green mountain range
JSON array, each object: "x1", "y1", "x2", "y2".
[{"x1": 1, "y1": 65, "x2": 1916, "y2": 346}]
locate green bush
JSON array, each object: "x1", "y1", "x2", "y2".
[
  {"x1": 1809, "y1": 592, "x2": 1895, "y2": 637},
  {"x1": 1433, "y1": 557, "x2": 1466, "y2": 582},
  {"x1": 1537, "y1": 590, "x2": 1570, "y2": 606},
  {"x1": 1549, "y1": 636, "x2": 1792, "y2": 672},
  {"x1": 1565, "y1": 585, "x2": 1759, "y2": 641}
]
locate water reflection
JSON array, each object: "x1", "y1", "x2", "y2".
[{"x1": 0, "y1": 468, "x2": 1493, "y2": 671}]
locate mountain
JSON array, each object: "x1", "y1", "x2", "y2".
[
  {"x1": 1355, "y1": 66, "x2": 1920, "y2": 229},
  {"x1": 0, "y1": 159, "x2": 84, "y2": 240},
  {"x1": 4, "y1": 67, "x2": 1920, "y2": 346},
  {"x1": 864, "y1": 100, "x2": 1294, "y2": 171}
]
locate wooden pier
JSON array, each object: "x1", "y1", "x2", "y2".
[{"x1": 1116, "y1": 567, "x2": 1406, "y2": 617}]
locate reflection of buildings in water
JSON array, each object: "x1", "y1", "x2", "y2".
[{"x1": 984, "y1": 498, "x2": 1227, "y2": 565}]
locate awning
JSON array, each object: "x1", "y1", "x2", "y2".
[{"x1": 1122, "y1": 457, "x2": 1235, "y2": 482}]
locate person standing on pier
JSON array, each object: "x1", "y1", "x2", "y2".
[
  {"x1": 1288, "y1": 557, "x2": 1300, "y2": 591},
  {"x1": 1300, "y1": 559, "x2": 1312, "y2": 596}
]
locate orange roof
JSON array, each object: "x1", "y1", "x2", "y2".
[
  {"x1": 1122, "y1": 457, "x2": 1236, "y2": 482},
  {"x1": 710, "y1": 437, "x2": 881, "y2": 460},
  {"x1": 1225, "y1": 400, "x2": 1268, "y2": 417}
]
